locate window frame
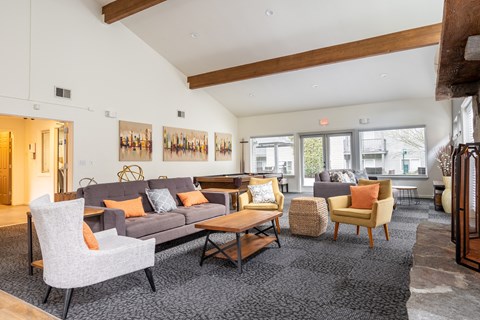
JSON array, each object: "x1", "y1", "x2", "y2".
[
  {"x1": 249, "y1": 134, "x2": 295, "y2": 175},
  {"x1": 358, "y1": 125, "x2": 428, "y2": 179}
]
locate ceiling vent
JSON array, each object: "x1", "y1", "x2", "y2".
[
  {"x1": 177, "y1": 110, "x2": 185, "y2": 118},
  {"x1": 55, "y1": 87, "x2": 71, "y2": 99}
]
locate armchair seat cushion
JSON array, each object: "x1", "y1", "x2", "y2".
[
  {"x1": 125, "y1": 212, "x2": 185, "y2": 238},
  {"x1": 242, "y1": 203, "x2": 279, "y2": 210},
  {"x1": 333, "y1": 208, "x2": 372, "y2": 219},
  {"x1": 172, "y1": 203, "x2": 225, "y2": 224}
]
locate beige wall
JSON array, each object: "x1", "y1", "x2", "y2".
[
  {"x1": 239, "y1": 98, "x2": 452, "y2": 197},
  {"x1": 0, "y1": 0, "x2": 238, "y2": 200}
]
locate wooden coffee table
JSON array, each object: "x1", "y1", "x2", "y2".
[{"x1": 195, "y1": 209, "x2": 281, "y2": 273}]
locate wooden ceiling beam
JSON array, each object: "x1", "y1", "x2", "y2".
[
  {"x1": 188, "y1": 23, "x2": 442, "y2": 89},
  {"x1": 436, "y1": 0, "x2": 480, "y2": 100},
  {"x1": 102, "y1": 0, "x2": 167, "y2": 24}
]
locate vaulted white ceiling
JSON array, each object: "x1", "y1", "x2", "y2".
[{"x1": 97, "y1": 0, "x2": 444, "y2": 117}]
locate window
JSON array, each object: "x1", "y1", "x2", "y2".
[
  {"x1": 251, "y1": 135, "x2": 294, "y2": 175},
  {"x1": 359, "y1": 127, "x2": 426, "y2": 176}
]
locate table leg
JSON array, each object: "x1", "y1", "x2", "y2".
[
  {"x1": 199, "y1": 231, "x2": 211, "y2": 266},
  {"x1": 236, "y1": 233, "x2": 242, "y2": 274},
  {"x1": 236, "y1": 191, "x2": 240, "y2": 212},
  {"x1": 272, "y1": 220, "x2": 281, "y2": 248},
  {"x1": 27, "y1": 213, "x2": 33, "y2": 275}
]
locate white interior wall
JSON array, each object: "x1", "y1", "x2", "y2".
[
  {"x1": 0, "y1": 117, "x2": 26, "y2": 205},
  {"x1": 0, "y1": 0, "x2": 238, "y2": 202},
  {"x1": 239, "y1": 98, "x2": 452, "y2": 197}
]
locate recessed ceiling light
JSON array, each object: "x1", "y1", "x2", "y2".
[
  {"x1": 312, "y1": 84, "x2": 319, "y2": 88},
  {"x1": 265, "y1": 9, "x2": 274, "y2": 16},
  {"x1": 379, "y1": 73, "x2": 388, "y2": 78},
  {"x1": 190, "y1": 32, "x2": 199, "y2": 39}
]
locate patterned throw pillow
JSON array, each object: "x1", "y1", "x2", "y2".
[
  {"x1": 145, "y1": 188, "x2": 177, "y2": 213},
  {"x1": 248, "y1": 181, "x2": 276, "y2": 204},
  {"x1": 330, "y1": 171, "x2": 345, "y2": 182},
  {"x1": 346, "y1": 171, "x2": 356, "y2": 183}
]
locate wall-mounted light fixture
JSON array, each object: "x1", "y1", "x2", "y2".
[{"x1": 319, "y1": 118, "x2": 329, "y2": 126}]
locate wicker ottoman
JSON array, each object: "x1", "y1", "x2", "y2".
[{"x1": 289, "y1": 197, "x2": 328, "y2": 237}]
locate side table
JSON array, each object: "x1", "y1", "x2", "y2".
[{"x1": 203, "y1": 188, "x2": 240, "y2": 211}]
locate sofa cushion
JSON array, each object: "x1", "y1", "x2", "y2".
[
  {"x1": 82, "y1": 181, "x2": 153, "y2": 212},
  {"x1": 148, "y1": 177, "x2": 195, "y2": 206},
  {"x1": 146, "y1": 188, "x2": 177, "y2": 213},
  {"x1": 172, "y1": 203, "x2": 225, "y2": 224},
  {"x1": 334, "y1": 208, "x2": 372, "y2": 219},
  {"x1": 125, "y1": 212, "x2": 185, "y2": 238}
]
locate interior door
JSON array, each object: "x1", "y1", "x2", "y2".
[
  {"x1": 302, "y1": 136, "x2": 325, "y2": 186},
  {"x1": 0, "y1": 132, "x2": 12, "y2": 205}
]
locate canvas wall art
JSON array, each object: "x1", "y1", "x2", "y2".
[
  {"x1": 163, "y1": 126, "x2": 208, "y2": 161},
  {"x1": 215, "y1": 132, "x2": 232, "y2": 161},
  {"x1": 119, "y1": 120, "x2": 152, "y2": 161}
]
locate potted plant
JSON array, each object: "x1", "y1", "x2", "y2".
[{"x1": 435, "y1": 144, "x2": 453, "y2": 213}]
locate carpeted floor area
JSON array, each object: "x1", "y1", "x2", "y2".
[{"x1": 0, "y1": 193, "x2": 450, "y2": 320}]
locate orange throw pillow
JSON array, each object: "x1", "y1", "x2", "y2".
[
  {"x1": 103, "y1": 197, "x2": 146, "y2": 218},
  {"x1": 350, "y1": 183, "x2": 380, "y2": 209},
  {"x1": 177, "y1": 191, "x2": 209, "y2": 207},
  {"x1": 83, "y1": 222, "x2": 99, "y2": 250}
]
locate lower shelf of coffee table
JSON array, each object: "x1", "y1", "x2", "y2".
[{"x1": 205, "y1": 234, "x2": 276, "y2": 261}]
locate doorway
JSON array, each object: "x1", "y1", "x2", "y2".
[
  {"x1": 0, "y1": 132, "x2": 12, "y2": 205},
  {"x1": 301, "y1": 133, "x2": 353, "y2": 186}
]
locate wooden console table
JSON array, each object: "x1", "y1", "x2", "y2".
[{"x1": 27, "y1": 207, "x2": 104, "y2": 275}]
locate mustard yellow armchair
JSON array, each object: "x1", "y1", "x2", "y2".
[
  {"x1": 327, "y1": 179, "x2": 394, "y2": 248},
  {"x1": 239, "y1": 177, "x2": 284, "y2": 233}
]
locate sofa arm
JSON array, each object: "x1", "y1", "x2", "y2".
[
  {"x1": 201, "y1": 191, "x2": 229, "y2": 214},
  {"x1": 86, "y1": 206, "x2": 126, "y2": 236}
]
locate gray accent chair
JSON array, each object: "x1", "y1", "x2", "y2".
[{"x1": 29, "y1": 195, "x2": 156, "y2": 320}]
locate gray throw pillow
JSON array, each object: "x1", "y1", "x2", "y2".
[
  {"x1": 319, "y1": 171, "x2": 330, "y2": 182},
  {"x1": 145, "y1": 188, "x2": 177, "y2": 213},
  {"x1": 248, "y1": 181, "x2": 276, "y2": 203},
  {"x1": 353, "y1": 170, "x2": 369, "y2": 182}
]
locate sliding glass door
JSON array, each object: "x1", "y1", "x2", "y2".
[{"x1": 301, "y1": 133, "x2": 352, "y2": 186}]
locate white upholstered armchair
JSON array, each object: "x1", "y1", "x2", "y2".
[{"x1": 29, "y1": 195, "x2": 156, "y2": 319}]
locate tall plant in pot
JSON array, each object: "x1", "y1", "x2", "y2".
[{"x1": 436, "y1": 144, "x2": 453, "y2": 213}]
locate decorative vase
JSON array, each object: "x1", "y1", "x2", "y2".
[{"x1": 442, "y1": 176, "x2": 452, "y2": 214}]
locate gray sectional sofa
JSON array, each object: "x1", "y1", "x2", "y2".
[{"x1": 76, "y1": 177, "x2": 229, "y2": 245}]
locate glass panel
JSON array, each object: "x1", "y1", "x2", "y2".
[
  {"x1": 359, "y1": 127, "x2": 426, "y2": 176},
  {"x1": 328, "y1": 134, "x2": 352, "y2": 170},
  {"x1": 302, "y1": 136, "x2": 324, "y2": 186},
  {"x1": 250, "y1": 136, "x2": 294, "y2": 174}
]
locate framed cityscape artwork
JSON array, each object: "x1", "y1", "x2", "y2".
[
  {"x1": 119, "y1": 120, "x2": 152, "y2": 161},
  {"x1": 215, "y1": 132, "x2": 232, "y2": 161},
  {"x1": 163, "y1": 126, "x2": 208, "y2": 161}
]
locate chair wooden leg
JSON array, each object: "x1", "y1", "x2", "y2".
[
  {"x1": 367, "y1": 227, "x2": 374, "y2": 248},
  {"x1": 144, "y1": 267, "x2": 156, "y2": 292},
  {"x1": 356, "y1": 226, "x2": 360, "y2": 235},
  {"x1": 42, "y1": 285, "x2": 52, "y2": 304},
  {"x1": 333, "y1": 222, "x2": 339, "y2": 241},
  {"x1": 62, "y1": 288, "x2": 74, "y2": 320},
  {"x1": 384, "y1": 224, "x2": 390, "y2": 241},
  {"x1": 275, "y1": 217, "x2": 281, "y2": 234}
]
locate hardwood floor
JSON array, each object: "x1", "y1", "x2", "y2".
[
  {"x1": 0, "y1": 205, "x2": 28, "y2": 227},
  {"x1": 0, "y1": 290, "x2": 57, "y2": 319}
]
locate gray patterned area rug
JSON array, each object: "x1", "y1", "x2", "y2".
[{"x1": 0, "y1": 193, "x2": 450, "y2": 320}]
